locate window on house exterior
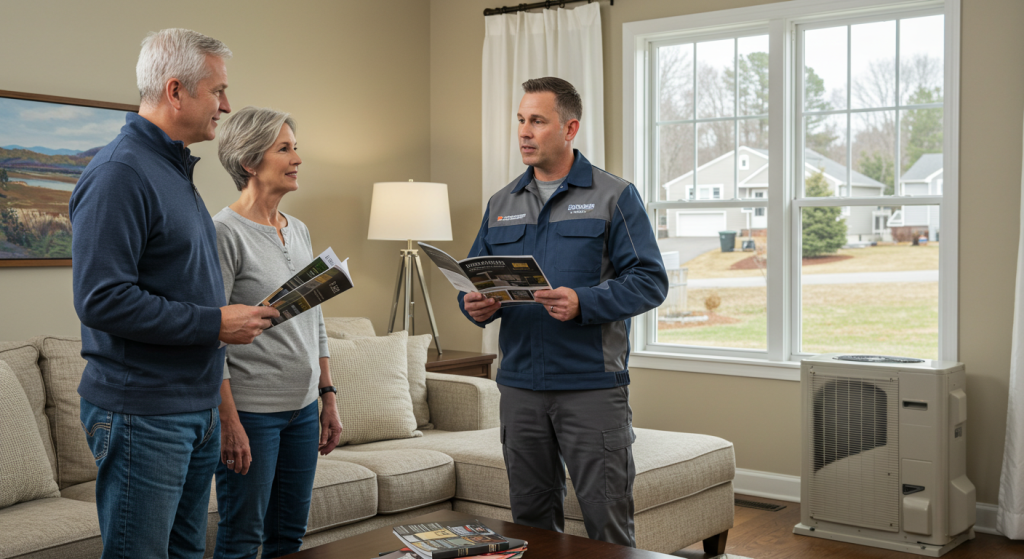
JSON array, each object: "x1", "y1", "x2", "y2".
[{"x1": 625, "y1": 0, "x2": 956, "y2": 378}]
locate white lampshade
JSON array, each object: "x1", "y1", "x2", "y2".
[{"x1": 367, "y1": 181, "x2": 453, "y2": 241}]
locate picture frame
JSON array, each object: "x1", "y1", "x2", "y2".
[{"x1": 0, "y1": 89, "x2": 138, "y2": 267}]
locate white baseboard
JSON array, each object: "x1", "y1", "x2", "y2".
[
  {"x1": 733, "y1": 468, "x2": 801, "y2": 502},
  {"x1": 732, "y1": 468, "x2": 1001, "y2": 536}
]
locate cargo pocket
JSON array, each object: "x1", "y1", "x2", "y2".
[
  {"x1": 554, "y1": 219, "x2": 606, "y2": 273},
  {"x1": 486, "y1": 224, "x2": 526, "y2": 256},
  {"x1": 603, "y1": 423, "x2": 636, "y2": 500}
]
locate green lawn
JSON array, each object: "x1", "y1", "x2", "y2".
[{"x1": 657, "y1": 281, "x2": 938, "y2": 360}]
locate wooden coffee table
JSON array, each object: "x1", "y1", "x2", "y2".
[{"x1": 283, "y1": 510, "x2": 676, "y2": 559}]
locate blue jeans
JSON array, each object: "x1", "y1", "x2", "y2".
[
  {"x1": 213, "y1": 401, "x2": 319, "y2": 559},
  {"x1": 80, "y1": 397, "x2": 220, "y2": 559}
]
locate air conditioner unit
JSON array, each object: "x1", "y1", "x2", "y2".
[{"x1": 793, "y1": 354, "x2": 976, "y2": 557}]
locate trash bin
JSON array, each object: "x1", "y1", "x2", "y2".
[{"x1": 719, "y1": 231, "x2": 737, "y2": 253}]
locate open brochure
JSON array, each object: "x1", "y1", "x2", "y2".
[
  {"x1": 417, "y1": 242, "x2": 551, "y2": 306},
  {"x1": 392, "y1": 521, "x2": 519, "y2": 559},
  {"x1": 258, "y1": 247, "x2": 354, "y2": 326}
]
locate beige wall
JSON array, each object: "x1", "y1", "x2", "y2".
[
  {"x1": 4, "y1": 0, "x2": 1021, "y2": 507},
  {"x1": 427, "y1": 0, "x2": 1024, "y2": 506},
  {"x1": 0, "y1": 0, "x2": 431, "y2": 340}
]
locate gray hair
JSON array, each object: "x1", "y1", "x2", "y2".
[
  {"x1": 218, "y1": 106, "x2": 297, "y2": 191},
  {"x1": 136, "y1": 29, "x2": 232, "y2": 106}
]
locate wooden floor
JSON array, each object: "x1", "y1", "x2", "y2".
[{"x1": 671, "y1": 495, "x2": 1024, "y2": 559}]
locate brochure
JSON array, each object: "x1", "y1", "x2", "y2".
[
  {"x1": 392, "y1": 521, "x2": 517, "y2": 559},
  {"x1": 258, "y1": 247, "x2": 354, "y2": 326},
  {"x1": 417, "y1": 242, "x2": 551, "y2": 306}
]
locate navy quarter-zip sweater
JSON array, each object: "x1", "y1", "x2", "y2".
[
  {"x1": 70, "y1": 113, "x2": 225, "y2": 415},
  {"x1": 460, "y1": 151, "x2": 668, "y2": 391}
]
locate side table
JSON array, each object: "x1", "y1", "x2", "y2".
[{"x1": 425, "y1": 349, "x2": 496, "y2": 378}]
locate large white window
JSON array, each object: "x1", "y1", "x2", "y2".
[{"x1": 624, "y1": 0, "x2": 959, "y2": 380}]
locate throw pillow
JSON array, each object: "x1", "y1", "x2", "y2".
[
  {"x1": 405, "y1": 334, "x2": 433, "y2": 430},
  {"x1": 0, "y1": 340, "x2": 57, "y2": 479},
  {"x1": 324, "y1": 317, "x2": 376, "y2": 339},
  {"x1": 340, "y1": 332, "x2": 432, "y2": 430},
  {"x1": 0, "y1": 360, "x2": 60, "y2": 508},
  {"x1": 37, "y1": 336, "x2": 95, "y2": 489},
  {"x1": 328, "y1": 331, "x2": 421, "y2": 446}
]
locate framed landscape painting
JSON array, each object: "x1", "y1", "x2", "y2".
[{"x1": 0, "y1": 90, "x2": 137, "y2": 267}]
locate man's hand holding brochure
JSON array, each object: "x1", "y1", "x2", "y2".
[
  {"x1": 417, "y1": 243, "x2": 551, "y2": 305},
  {"x1": 259, "y1": 247, "x2": 354, "y2": 325}
]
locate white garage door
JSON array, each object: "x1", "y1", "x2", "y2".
[{"x1": 675, "y1": 211, "x2": 726, "y2": 237}]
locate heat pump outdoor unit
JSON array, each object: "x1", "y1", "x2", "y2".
[{"x1": 793, "y1": 354, "x2": 976, "y2": 557}]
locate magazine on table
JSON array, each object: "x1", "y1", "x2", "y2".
[
  {"x1": 378, "y1": 545, "x2": 527, "y2": 559},
  {"x1": 258, "y1": 247, "x2": 354, "y2": 326},
  {"x1": 417, "y1": 242, "x2": 551, "y2": 306},
  {"x1": 391, "y1": 520, "x2": 521, "y2": 559}
]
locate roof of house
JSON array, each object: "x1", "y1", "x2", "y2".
[
  {"x1": 662, "y1": 146, "x2": 885, "y2": 189},
  {"x1": 900, "y1": 153, "x2": 943, "y2": 182},
  {"x1": 752, "y1": 148, "x2": 886, "y2": 188}
]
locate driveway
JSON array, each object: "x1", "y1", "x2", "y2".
[{"x1": 657, "y1": 236, "x2": 721, "y2": 267}]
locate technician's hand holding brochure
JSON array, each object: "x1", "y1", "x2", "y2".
[
  {"x1": 391, "y1": 520, "x2": 524, "y2": 559},
  {"x1": 417, "y1": 242, "x2": 551, "y2": 305},
  {"x1": 259, "y1": 247, "x2": 353, "y2": 326}
]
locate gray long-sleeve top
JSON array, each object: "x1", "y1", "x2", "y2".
[{"x1": 214, "y1": 207, "x2": 329, "y2": 413}]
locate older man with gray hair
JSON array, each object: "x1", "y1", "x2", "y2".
[{"x1": 70, "y1": 29, "x2": 278, "y2": 558}]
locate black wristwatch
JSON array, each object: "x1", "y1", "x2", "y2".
[{"x1": 319, "y1": 386, "x2": 337, "y2": 397}]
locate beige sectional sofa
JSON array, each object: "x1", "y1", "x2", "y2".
[{"x1": 0, "y1": 320, "x2": 735, "y2": 558}]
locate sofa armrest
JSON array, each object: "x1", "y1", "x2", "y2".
[{"x1": 425, "y1": 372, "x2": 499, "y2": 432}]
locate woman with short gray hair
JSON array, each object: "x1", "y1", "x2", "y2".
[{"x1": 212, "y1": 106, "x2": 343, "y2": 559}]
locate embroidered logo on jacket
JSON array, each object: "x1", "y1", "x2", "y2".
[
  {"x1": 496, "y1": 214, "x2": 526, "y2": 221},
  {"x1": 568, "y1": 203, "x2": 596, "y2": 214}
]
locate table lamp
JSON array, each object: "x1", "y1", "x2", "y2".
[{"x1": 368, "y1": 180, "x2": 452, "y2": 353}]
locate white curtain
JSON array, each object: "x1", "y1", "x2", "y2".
[
  {"x1": 998, "y1": 115, "x2": 1024, "y2": 539},
  {"x1": 480, "y1": 2, "x2": 604, "y2": 359}
]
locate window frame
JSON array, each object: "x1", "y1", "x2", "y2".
[{"x1": 622, "y1": 0, "x2": 960, "y2": 381}]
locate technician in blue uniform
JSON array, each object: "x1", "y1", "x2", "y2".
[{"x1": 460, "y1": 77, "x2": 668, "y2": 547}]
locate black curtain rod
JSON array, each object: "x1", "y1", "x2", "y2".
[{"x1": 484, "y1": 0, "x2": 612, "y2": 17}]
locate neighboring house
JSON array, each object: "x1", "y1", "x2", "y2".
[
  {"x1": 888, "y1": 153, "x2": 942, "y2": 241},
  {"x1": 660, "y1": 147, "x2": 886, "y2": 241}
]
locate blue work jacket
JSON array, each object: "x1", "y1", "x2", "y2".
[{"x1": 459, "y1": 151, "x2": 668, "y2": 390}]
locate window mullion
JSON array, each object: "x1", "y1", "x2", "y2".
[
  {"x1": 894, "y1": 18, "x2": 903, "y2": 196},
  {"x1": 734, "y1": 37, "x2": 740, "y2": 202},
  {"x1": 767, "y1": 17, "x2": 790, "y2": 362},
  {"x1": 845, "y1": 25, "x2": 852, "y2": 197},
  {"x1": 692, "y1": 42, "x2": 698, "y2": 201}
]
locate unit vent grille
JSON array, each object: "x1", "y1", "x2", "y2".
[{"x1": 807, "y1": 373, "x2": 900, "y2": 532}]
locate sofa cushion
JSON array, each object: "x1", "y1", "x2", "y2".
[
  {"x1": 0, "y1": 497, "x2": 101, "y2": 558},
  {"x1": 324, "y1": 317, "x2": 376, "y2": 339},
  {"x1": 340, "y1": 430, "x2": 506, "y2": 509},
  {"x1": 324, "y1": 449, "x2": 455, "y2": 513},
  {"x1": 36, "y1": 336, "x2": 95, "y2": 490},
  {"x1": 306, "y1": 459, "x2": 380, "y2": 533},
  {"x1": 202, "y1": 458, "x2": 378, "y2": 545},
  {"x1": 346, "y1": 427, "x2": 735, "y2": 517},
  {"x1": 0, "y1": 360, "x2": 61, "y2": 509},
  {"x1": 328, "y1": 331, "x2": 421, "y2": 446},
  {"x1": 0, "y1": 339, "x2": 56, "y2": 479},
  {"x1": 58, "y1": 481, "x2": 96, "y2": 503}
]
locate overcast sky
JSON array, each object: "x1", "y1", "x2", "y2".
[{"x1": 670, "y1": 14, "x2": 943, "y2": 117}]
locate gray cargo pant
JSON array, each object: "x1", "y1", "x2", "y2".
[{"x1": 497, "y1": 384, "x2": 637, "y2": 547}]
